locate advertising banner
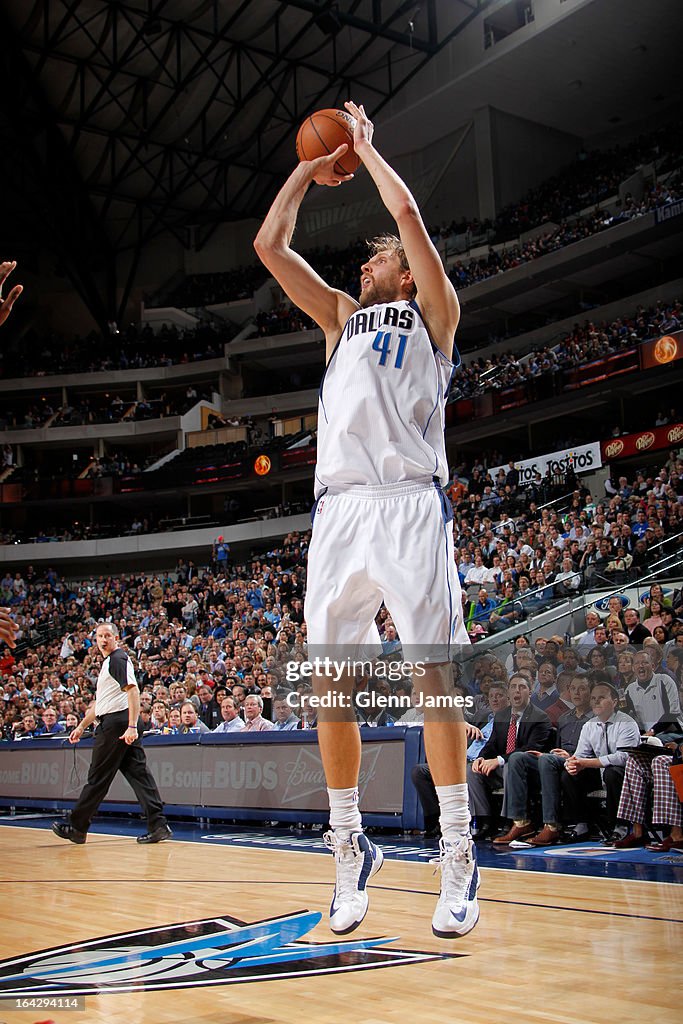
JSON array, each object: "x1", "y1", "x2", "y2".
[
  {"x1": 0, "y1": 737, "x2": 406, "y2": 815},
  {"x1": 601, "y1": 423, "x2": 683, "y2": 462},
  {"x1": 489, "y1": 441, "x2": 602, "y2": 486},
  {"x1": 640, "y1": 330, "x2": 683, "y2": 371},
  {"x1": 655, "y1": 200, "x2": 683, "y2": 224}
]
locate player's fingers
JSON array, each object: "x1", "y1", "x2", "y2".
[
  {"x1": 0, "y1": 260, "x2": 16, "y2": 287},
  {"x1": 3, "y1": 284, "x2": 22, "y2": 310}
]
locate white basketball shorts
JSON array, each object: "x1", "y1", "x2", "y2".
[{"x1": 304, "y1": 479, "x2": 469, "y2": 660}]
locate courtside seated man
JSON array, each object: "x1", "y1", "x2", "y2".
[
  {"x1": 254, "y1": 100, "x2": 475, "y2": 938},
  {"x1": 52, "y1": 623, "x2": 171, "y2": 845}
]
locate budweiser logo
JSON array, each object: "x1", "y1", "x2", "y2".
[
  {"x1": 636, "y1": 432, "x2": 655, "y2": 450},
  {"x1": 605, "y1": 440, "x2": 624, "y2": 458},
  {"x1": 667, "y1": 424, "x2": 683, "y2": 443}
]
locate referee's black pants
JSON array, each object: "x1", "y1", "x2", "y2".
[{"x1": 70, "y1": 711, "x2": 167, "y2": 834}]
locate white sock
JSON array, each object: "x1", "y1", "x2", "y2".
[
  {"x1": 436, "y1": 783, "x2": 471, "y2": 843},
  {"x1": 328, "y1": 787, "x2": 362, "y2": 839}
]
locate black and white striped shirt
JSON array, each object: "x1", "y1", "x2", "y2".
[{"x1": 95, "y1": 648, "x2": 136, "y2": 716}]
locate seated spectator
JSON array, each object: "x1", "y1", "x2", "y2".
[
  {"x1": 622, "y1": 607, "x2": 651, "y2": 645},
  {"x1": 243, "y1": 693, "x2": 275, "y2": 731},
  {"x1": 624, "y1": 651, "x2": 683, "y2": 737},
  {"x1": 466, "y1": 681, "x2": 509, "y2": 761},
  {"x1": 36, "y1": 707, "x2": 66, "y2": 735},
  {"x1": 196, "y1": 684, "x2": 222, "y2": 730},
  {"x1": 585, "y1": 645, "x2": 616, "y2": 682},
  {"x1": 562, "y1": 681, "x2": 640, "y2": 839},
  {"x1": 612, "y1": 746, "x2": 683, "y2": 850},
  {"x1": 531, "y1": 660, "x2": 568, "y2": 726},
  {"x1": 467, "y1": 674, "x2": 552, "y2": 840},
  {"x1": 271, "y1": 695, "x2": 300, "y2": 731},
  {"x1": 149, "y1": 700, "x2": 170, "y2": 731},
  {"x1": 464, "y1": 554, "x2": 489, "y2": 586},
  {"x1": 574, "y1": 610, "x2": 603, "y2": 647},
  {"x1": 212, "y1": 695, "x2": 246, "y2": 733},
  {"x1": 296, "y1": 692, "x2": 318, "y2": 730},
  {"x1": 466, "y1": 588, "x2": 498, "y2": 633},
  {"x1": 177, "y1": 700, "x2": 211, "y2": 734},
  {"x1": 644, "y1": 599, "x2": 666, "y2": 635},
  {"x1": 13, "y1": 711, "x2": 41, "y2": 739},
  {"x1": 614, "y1": 650, "x2": 638, "y2": 691},
  {"x1": 553, "y1": 556, "x2": 582, "y2": 596},
  {"x1": 488, "y1": 583, "x2": 525, "y2": 632},
  {"x1": 495, "y1": 675, "x2": 594, "y2": 845}
]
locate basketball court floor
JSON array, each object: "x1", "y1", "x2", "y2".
[{"x1": 0, "y1": 818, "x2": 680, "y2": 1024}]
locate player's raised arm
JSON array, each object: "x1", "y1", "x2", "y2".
[
  {"x1": 253, "y1": 148, "x2": 359, "y2": 355},
  {"x1": 345, "y1": 101, "x2": 459, "y2": 358}
]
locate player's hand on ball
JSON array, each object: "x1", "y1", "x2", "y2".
[
  {"x1": 310, "y1": 146, "x2": 354, "y2": 187},
  {"x1": 344, "y1": 100, "x2": 373, "y2": 151}
]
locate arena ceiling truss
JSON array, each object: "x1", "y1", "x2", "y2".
[{"x1": 0, "y1": 0, "x2": 491, "y2": 326}]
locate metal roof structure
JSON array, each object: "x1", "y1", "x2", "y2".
[{"x1": 0, "y1": 0, "x2": 680, "y2": 327}]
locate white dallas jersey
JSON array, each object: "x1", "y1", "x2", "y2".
[{"x1": 315, "y1": 299, "x2": 456, "y2": 496}]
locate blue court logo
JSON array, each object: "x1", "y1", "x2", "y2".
[{"x1": 0, "y1": 911, "x2": 456, "y2": 996}]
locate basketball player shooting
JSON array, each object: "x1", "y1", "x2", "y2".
[{"x1": 254, "y1": 100, "x2": 477, "y2": 938}]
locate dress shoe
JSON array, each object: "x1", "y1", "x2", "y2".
[
  {"x1": 645, "y1": 835, "x2": 683, "y2": 853},
  {"x1": 424, "y1": 825, "x2": 442, "y2": 841},
  {"x1": 137, "y1": 824, "x2": 173, "y2": 844},
  {"x1": 612, "y1": 831, "x2": 647, "y2": 849},
  {"x1": 52, "y1": 821, "x2": 86, "y2": 844},
  {"x1": 561, "y1": 828, "x2": 591, "y2": 844},
  {"x1": 492, "y1": 823, "x2": 535, "y2": 845},
  {"x1": 602, "y1": 830, "x2": 626, "y2": 847},
  {"x1": 529, "y1": 825, "x2": 561, "y2": 846}
]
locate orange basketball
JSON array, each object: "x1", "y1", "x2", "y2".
[{"x1": 295, "y1": 108, "x2": 359, "y2": 176}]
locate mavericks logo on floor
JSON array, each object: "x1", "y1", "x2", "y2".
[{"x1": 0, "y1": 911, "x2": 457, "y2": 996}]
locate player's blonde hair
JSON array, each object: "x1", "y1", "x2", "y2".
[{"x1": 367, "y1": 234, "x2": 416, "y2": 298}]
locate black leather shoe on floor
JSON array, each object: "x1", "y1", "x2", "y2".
[
  {"x1": 137, "y1": 824, "x2": 173, "y2": 844},
  {"x1": 52, "y1": 821, "x2": 87, "y2": 844}
]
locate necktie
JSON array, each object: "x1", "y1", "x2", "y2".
[
  {"x1": 506, "y1": 712, "x2": 517, "y2": 754},
  {"x1": 601, "y1": 722, "x2": 610, "y2": 756}
]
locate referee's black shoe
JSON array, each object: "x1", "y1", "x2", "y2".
[
  {"x1": 137, "y1": 824, "x2": 173, "y2": 844},
  {"x1": 52, "y1": 821, "x2": 87, "y2": 844}
]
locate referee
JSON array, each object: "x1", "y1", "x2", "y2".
[{"x1": 52, "y1": 622, "x2": 172, "y2": 844}]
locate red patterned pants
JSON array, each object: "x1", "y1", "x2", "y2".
[{"x1": 617, "y1": 754, "x2": 682, "y2": 827}]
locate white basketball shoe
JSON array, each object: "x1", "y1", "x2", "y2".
[
  {"x1": 323, "y1": 830, "x2": 384, "y2": 934},
  {"x1": 431, "y1": 835, "x2": 480, "y2": 938}
]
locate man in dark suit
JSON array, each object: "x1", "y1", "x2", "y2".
[
  {"x1": 622, "y1": 607, "x2": 651, "y2": 645},
  {"x1": 467, "y1": 674, "x2": 553, "y2": 839}
]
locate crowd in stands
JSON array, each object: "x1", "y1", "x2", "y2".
[
  {"x1": 447, "y1": 178, "x2": 682, "y2": 292},
  {"x1": 2, "y1": 523, "x2": 682, "y2": 846},
  {"x1": 0, "y1": 322, "x2": 233, "y2": 380},
  {"x1": 493, "y1": 121, "x2": 682, "y2": 236},
  {"x1": 165, "y1": 266, "x2": 269, "y2": 309},
  {"x1": 254, "y1": 304, "x2": 317, "y2": 337},
  {"x1": 0, "y1": 386, "x2": 213, "y2": 435},
  {"x1": 431, "y1": 119, "x2": 682, "y2": 245},
  {"x1": 451, "y1": 297, "x2": 683, "y2": 400},
  {"x1": 1, "y1": 131, "x2": 679, "y2": 394}
]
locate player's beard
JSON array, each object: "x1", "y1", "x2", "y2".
[{"x1": 359, "y1": 278, "x2": 400, "y2": 308}]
